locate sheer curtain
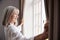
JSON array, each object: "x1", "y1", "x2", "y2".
[
  {"x1": 23, "y1": 0, "x2": 46, "y2": 38},
  {"x1": 23, "y1": 0, "x2": 34, "y2": 38}
]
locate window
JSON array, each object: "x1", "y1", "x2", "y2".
[{"x1": 23, "y1": 0, "x2": 46, "y2": 38}]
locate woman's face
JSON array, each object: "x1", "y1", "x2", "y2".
[{"x1": 10, "y1": 9, "x2": 19, "y2": 23}]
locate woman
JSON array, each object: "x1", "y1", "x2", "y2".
[{"x1": 2, "y1": 6, "x2": 34, "y2": 40}]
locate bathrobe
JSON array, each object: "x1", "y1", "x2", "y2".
[{"x1": 4, "y1": 23, "x2": 34, "y2": 40}]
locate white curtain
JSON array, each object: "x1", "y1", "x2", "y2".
[{"x1": 23, "y1": 0, "x2": 46, "y2": 38}]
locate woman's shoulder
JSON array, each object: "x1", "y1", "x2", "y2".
[
  {"x1": 4, "y1": 24, "x2": 14, "y2": 31},
  {"x1": 8, "y1": 24, "x2": 19, "y2": 33},
  {"x1": 7, "y1": 24, "x2": 16, "y2": 32},
  {"x1": 8, "y1": 23, "x2": 16, "y2": 29},
  {"x1": 8, "y1": 24, "x2": 13, "y2": 29}
]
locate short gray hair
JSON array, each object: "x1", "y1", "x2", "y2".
[{"x1": 2, "y1": 6, "x2": 18, "y2": 26}]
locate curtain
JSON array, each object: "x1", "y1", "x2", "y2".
[
  {"x1": 19, "y1": 0, "x2": 24, "y2": 34},
  {"x1": 44, "y1": 0, "x2": 60, "y2": 40},
  {"x1": 34, "y1": 0, "x2": 49, "y2": 40},
  {"x1": 44, "y1": 0, "x2": 49, "y2": 20},
  {"x1": 19, "y1": 0, "x2": 24, "y2": 25}
]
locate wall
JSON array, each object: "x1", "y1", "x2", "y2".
[{"x1": 0, "y1": 0, "x2": 19, "y2": 40}]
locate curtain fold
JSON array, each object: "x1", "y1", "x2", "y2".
[
  {"x1": 19, "y1": 0, "x2": 24, "y2": 34},
  {"x1": 44, "y1": 0, "x2": 49, "y2": 20},
  {"x1": 19, "y1": 0, "x2": 24, "y2": 25},
  {"x1": 49, "y1": 0, "x2": 54, "y2": 40}
]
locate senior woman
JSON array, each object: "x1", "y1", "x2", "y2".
[{"x1": 2, "y1": 6, "x2": 34, "y2": 40}]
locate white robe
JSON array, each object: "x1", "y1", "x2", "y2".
[{"x1": 4, "y1": 24, "x2": 34, "y2": 40}]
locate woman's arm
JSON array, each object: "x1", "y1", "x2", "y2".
[
  {"x1": 8, "y1": 24, "x2": 28, "y2": 40},
  {"x1": 8, "y1": 25, "x2": 24, "y2": 39}
]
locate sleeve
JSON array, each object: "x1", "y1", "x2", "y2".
[
  {"x1": 17, "y1": 25, "x2": 22, "y2": 32},
  {"x1": 8, "y1": 25, "x2": 34, "y2": 40},
  {"x1": 8, "y1": 25, "x2": 22, "y2": 40}
]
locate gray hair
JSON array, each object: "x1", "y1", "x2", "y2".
[{"x1": 2, "y1": 6, "x2": 18, "y2": 26}]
